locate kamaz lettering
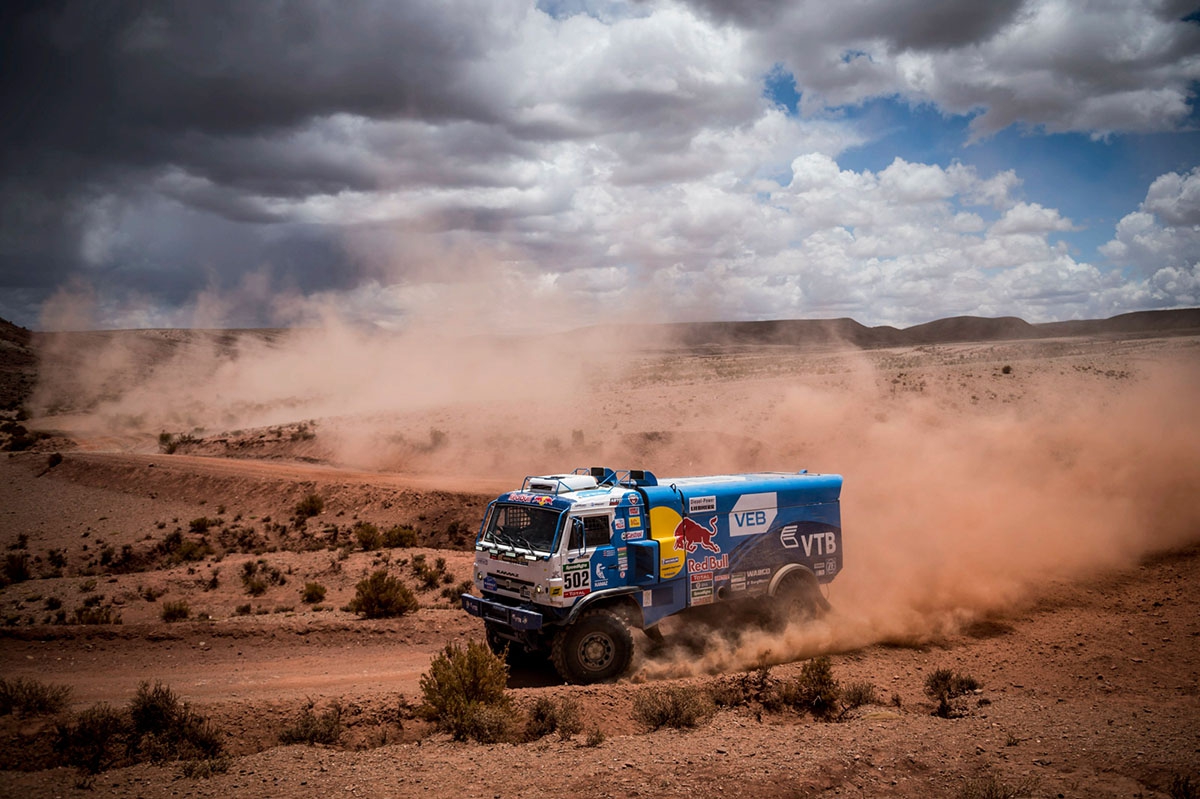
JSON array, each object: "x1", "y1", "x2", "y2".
[{"x1": 462, "y1": 467, "x2": 842, "y2": 684}]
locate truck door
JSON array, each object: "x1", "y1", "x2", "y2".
[{"x1": 563, "y1": 513, "x2": 617, "y2": 599}]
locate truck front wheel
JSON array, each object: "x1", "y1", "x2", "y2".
[{"x1": 551, "y1": 609, "x2": 634, "y2": 684}]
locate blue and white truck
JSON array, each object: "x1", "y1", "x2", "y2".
[{"x1": 461, "y1": 467, "x2": 842, "y2": 683}]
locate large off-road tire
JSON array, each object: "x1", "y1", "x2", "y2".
[
  {"x1": 551, "y1": 609, "x2": 634, "y2": 684},
  {"x1": 769, "y1": 571, "x2": 829, "y2": 629}
]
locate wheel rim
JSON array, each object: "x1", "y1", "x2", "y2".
[{"x1": 578, "y1": 631, "x2": 614, "y2": 671}]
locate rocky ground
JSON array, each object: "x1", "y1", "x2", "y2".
[{"x1": 1, "y1": 324, "x2": 1198, "y2": 797}]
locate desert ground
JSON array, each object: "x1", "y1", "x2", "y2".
[{"x1": 1, "y1": 315, "x2": 1199, "y2": 798}]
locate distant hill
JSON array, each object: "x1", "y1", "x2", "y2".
[
  {"x1": 597, "y1": 308, "x2": 1200, "y2": 349},
  {"x1": 0, "y1": 316, "x2": 35, "y2": 409}
]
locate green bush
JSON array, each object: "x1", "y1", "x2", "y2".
[
  {"x1": 419, "y1": 641, "x2": 512, "y2": 741},
  {"x1": 0, "y1": 677, "x2": 72, "y2": 716},
  {"x1": 279, "y1": 701, "x2": 342, "y2": 746},
  {"x1": 348, "y1": 570, "x2": 419, "y2": 618},
  {"x1": 632, "y1": 685, "x2": 714, "y2": 730},
  {"x1": 300, "y1": 582, "x2": 326, "y2": 604},
  {"x1": 160, "y1": 601, "x2": 191, "y2": 623}
]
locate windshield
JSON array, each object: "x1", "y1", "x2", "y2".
[{"x1": 480, "y1": 503, "x2": 563, "y2": 555}]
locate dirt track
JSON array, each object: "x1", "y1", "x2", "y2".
[{"x1": 2, "y1": 332, "x2": 1199, "y2": 797}]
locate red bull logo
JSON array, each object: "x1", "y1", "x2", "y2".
[{"x1": 673, "y1": 516, "x2": 720, "y2": 554}]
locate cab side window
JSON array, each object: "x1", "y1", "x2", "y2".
[
  {"x1": 583, "y1": 515, "x2": 611, "y2": 548},
  {"x1": 567, "y1": 515, "x2": 612, "y2": 550}
]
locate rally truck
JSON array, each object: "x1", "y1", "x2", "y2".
[{"x1": 461, "y1": 467, "x2": 843, "y2": 684}]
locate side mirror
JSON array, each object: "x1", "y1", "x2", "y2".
[{"x1": 569, "y1": 517, "x2": 585, "y2": 551}]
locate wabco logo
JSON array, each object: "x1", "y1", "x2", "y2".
[{"x1": 730, "y1": 493, "x2": 776, "y2": 536}]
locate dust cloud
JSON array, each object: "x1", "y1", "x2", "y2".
[
  {"x1": 637, "y1": 353, "x2": 1200, "y2": 678},
  {"x1": 28, "y1": 286, "x2": 1200, "y2": 675}
]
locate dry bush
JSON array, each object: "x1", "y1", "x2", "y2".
[
  {"x1": 419, "y1": 641, "x2": 512, "y2": 741},
  {"x1": 294, "y1": 494, "x2": 324, "y2": 519},
  {"x1": 958, "y1": 772, "x2": 1038, "y2": 799},
  {"x1": 383, "y1": 525, "x2": 418, "y2": 548},
  {"x1": 354, "y1": 522, "x2": 382, "y2": 550},
  {"x1": 841, "y1": 681, "x2": 879, "y2": 710},
  {"x1": 584, "y1": 725, "x2": 606, "y2": 747},
  {"x1": 348, "y1": 570, "x2": 419, "y2": 618},
  {"x1": 127, "y1": 681, "x2": 223, "y2": 763},
  {"x1": 782, "y1": 656, "x2": 841, "y2": 719},
  {"x1": 279, "y1": 701, "x2": 343, "y2": 746},
  {"x1": 525, "y1": 696, "x2": 584, "y2": 741},
  {"x1": 632, "y1": 684, "x2": 714, "y2": 731},
  {"x1": 0, "y1": 677, "x2": 72, "y2": 716},
  {"x1": 55, "y1": 703, "x2": 127, "y2": 775},
  {"x1": 300, "y1": 582, "x2": 326, "y2": 604},
  {"x1": 925, "y1": 668, "x2": 981, "y2": 718},
  {"x1": 160, "y1": 600, "x2": 190, "y2": 622}
]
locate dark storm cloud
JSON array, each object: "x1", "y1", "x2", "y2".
[{"x1": 675, "y1": 0, "x2": 1026, "y2": 50}]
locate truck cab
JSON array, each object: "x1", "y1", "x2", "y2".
[{"x1": 462, "y1": 467, "x2": 842, "y2": 683}]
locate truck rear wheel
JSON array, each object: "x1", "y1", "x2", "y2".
[
  {"x1": 551, "y1": 609, "x2": 634, "y2": 684},
  {"x1": 770, "y1": 571, "x2": 828, "y2": 628}
]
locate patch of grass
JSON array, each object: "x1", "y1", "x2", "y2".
[
  {"x1": 632, "y1": 684, "x2": 714, "y2": 730},
  {"x1": 787, "y1": 656, "x2": 842, "y2": 719},
  {"x1": 160, "y1": 600, "x2": 190, "y2": 623},
  {"x1": 584, "y1": 725, "x2": 606, "y2": 747},
  {"x1": 419, "y1": 640, "x2": 512, "y2": 741},
  {"x1": 0, "y1": 677, "x2": 72, "y2": 716},
  {"x1": 180, "y1": 755, "x2": 231, "y2": 779},
  {"x1": 279, "y1": 701, "x2": 343, "y2": 746},
  {"x1": 348, "y1": 570, "x2": 419, "y2": 618},
  {"x1": 72, "y1": 605, "x2": 121, "y2": 625}
]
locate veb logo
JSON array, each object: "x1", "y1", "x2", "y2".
[{"x1": 729, "y1": 493, "x2": 776, "y2": 537}]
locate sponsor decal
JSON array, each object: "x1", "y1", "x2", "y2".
[
  {"x1": 629, "y1": 515, "x2": 641, "y2": 529},
  {"x1": 780, "y1": 525, "x2": 838, "y2": 557},
  {"x1": 689, "y1": 572, "x2": 714, "y2": 606},
  {"x1": 673, "y1": 516, "x2": 721, "y2": 554},
  {"x1": 614, "y1": 518, "x2": 626, "y2": 530},
  {"x1": 563, "y1": 562, "x2": 591, "y2": 598},
  {"x1": 621, "y1": 529, "x2": 643, "y2": 540},
  {"x1": 506, "y1": 492, "x2": 558, "y2": 506},
  {"x1": 629, "y1": 506, "x2": 640, "y2": 517},
  {"x1": 609, "y1": 497, "x2": 620, "y2": 505},
  {"x1": 687, "y1": 554, "x2": 729, "y2": 573},
  {"x1": 629, "y1": 495, "x2": 639, "y2": 505},
  {"x1": 730, "y1": 572, "x2": 747, "y2": 592},
  {"x1": 663, "y1": 556, "x2": 680, "y2": 565},
  {"x1": 593, "y1": 562, "x2": 610, "y2": 589},
  {"x1": 826, "y1": 559, "x2": 837, "y2": 575},
  {"x1": 729, "y1": 493, "x2": 777, "y2": 537},
  {"x1": 688, "y1": 495, "x2": 717, "y2": 514},
  {"x1": 482, "y1": 576, "x2": 497, "y2": 592},
  {"x1": 642, "y1": 589, "x2": 652, "y2": 607},
  {"x1": 550, "y1": 586, "x2": 563, "y2": 597}
]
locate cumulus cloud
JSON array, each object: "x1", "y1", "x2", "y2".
[
  {"x1": 0, "y1": 0, "x2": 1197, "y2": 329},
  {"x1": 1101, "y1": 168, "x2": 1200, "y2": 308}
]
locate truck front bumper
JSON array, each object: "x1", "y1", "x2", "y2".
[{"x1": 461, "y1": 594, "x2": 545, "y2": 631}]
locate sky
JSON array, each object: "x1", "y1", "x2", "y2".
[{"x1": 1, "y1": 0, "x2": 1199, "y2": 331}]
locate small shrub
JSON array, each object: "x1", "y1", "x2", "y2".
[
  {"x1": 0, "y1": 677, "x2": 72, "y2": 716},
  {"x1": 73, "y1": 605, "x2": 121, "y2": 625},
  {"x1": 348, "y1": 570, "x2": 419, "y2": 619},
  {"x1": 160, "y1": 600, "x2": 191, "y2": 623},
  {"x1": 3, "y1": 552, "x2": 31, "y2": 584},
  {"x1": 301, "y1": 582, "x2": 326, "y2": 604},
  {"x1": 279, "y1": 701, "x2": 342, "y2": 745},
  {"x1": 180, "y1": 755, "x2": 231, "y2": 779},
  {"x1": 790, "y1": 656, "x2": 841, "y2": 719},
  {"x1": 585, "y1": 725, "x2": 606, "y2": 747},
  {"x1": 383, "y1": 525, "x2": 418, "y2": 548},
  {"x1": 925, "y1": 668, "x2": 980, "y2": 701},
  {"x1": 234, "y1": 603, "x2": 252, "y2": 616},
  {"x1": 525, "y1": 695, "x2": 584, "y2": 741},
  {"x1": 842, "y1": 681, "x2": 878, "y2": 710},
  {"x1": 1170, "y1": 775, "x2": 1196, "y2": 799},
  {"x1": 354, "y1": 522, "x2": 382, "y2": 551},
  {"x1": 460, "y1": 703, "x2": 513, "y2": 743},
  {"x1": 632, "y1": 685, "x2": 714, "y2": 730},
  {"x1": 55, "y1": 703, "x2": 128, "y2": 775},
  {"x1": 128, "y1": 681, "x2": 222, "y2": 763},
  {"x1": 294, "y1": 494, "x2": 324, "y2": 519},
  {"x1": 419, "y1": 641, "x2": 512, "y2": 741}
]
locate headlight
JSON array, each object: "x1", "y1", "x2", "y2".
[
  {"x1": 535, "y1": 585, "x2": 544, "y2": 594},
  {"x1": 476, "y1": 571, "x2": 484, "y2": 581}
]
